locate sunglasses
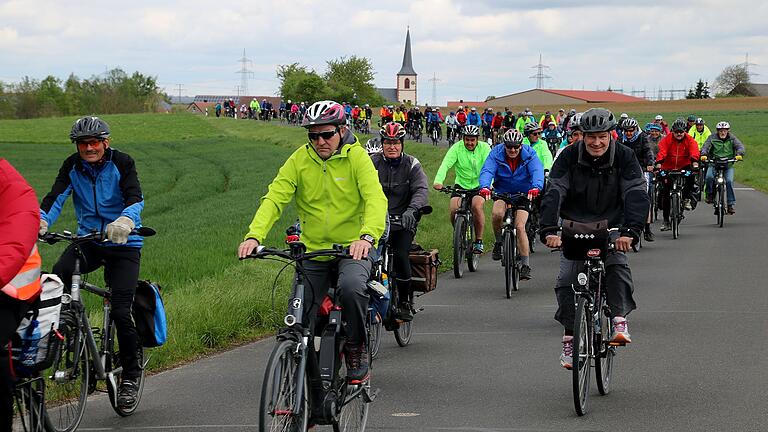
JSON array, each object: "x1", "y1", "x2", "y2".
[
  {"x1": 624, "y1": 128, "x2": 636, "y2": 133},
  {"x1": 504, "y1": 143, "x2": 522, "y2": 149},
  {"x1": 307, "y1": 129, "x2": 338, "y2": 141}
]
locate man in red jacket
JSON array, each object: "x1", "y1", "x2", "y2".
[
  {"x1": 0, "y1": 158, "x2": 42, "y2": 430},
  {"x1": 655, "y1": 118, "x2": 700, "y2": 231}
]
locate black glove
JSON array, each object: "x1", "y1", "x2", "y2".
[{"x1": 401, "y1": 209, "x2": 417, "y2": 233}]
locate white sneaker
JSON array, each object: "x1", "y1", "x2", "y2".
[
  {"x1": 610, "y1": 318, "x2": 631, "y2": 343},
  {"x1": 560, "y1": 336, "x2": 574, "y2": 370}
]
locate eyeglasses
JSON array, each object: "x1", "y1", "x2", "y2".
[
  {"x1": 528, "y1": 132, "x2": 541, "y2": 136},
  {"x1": 673, "y1": 130, "x2": 685, "y2": 134},
  {"x1": 504, "y1": 143, "x2": 522, "y2": 149},
  {"x1": 382, "y1": 141, "x2": 402, "y2": 147},
  {"x1": 307, "y1": 129, "x2": 338, "y2": 141},
  {"x1": 624, "y1": 128, "x2": 636, "y2": 133}
]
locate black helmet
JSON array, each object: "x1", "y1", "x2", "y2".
[
  {"x1": 671, "y1": 118, "x2": 688, "y2": 132},
  {"x1": 580, "y1": 108, "x2": 617, "y2": 133},
  {"x1": 70, "y1": 116, "x2": 110, "y2": 142},
  {"x1": 523, "y1": 121, "x2": 542, "y2": 135}
]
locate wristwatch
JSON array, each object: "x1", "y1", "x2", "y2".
[{"x1": 360, "y1": 234, "x2": 375, "y2": 246}]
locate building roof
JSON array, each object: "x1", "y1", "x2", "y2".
[
  {"x1": 397, "y1": 28, "x2": 416, "y2": 76},
  {"x1": 187, "y1": 102, "x2": 216, "y2": 114},
  {"x1": 193, "y1": 95, "x2": 282, "y2": 105},
  {"x1": 729, "y1": 83, "x2": 768, "y2": 97},
  {"x1": 495, "y1": 89, "x2": 646, "y2": 103},
  {"x1": 446, "y1": 101, "x2": 487, "y2": 108},
  {"x1": 376, "y1": 88, "x2": 398, "y2": 103}
]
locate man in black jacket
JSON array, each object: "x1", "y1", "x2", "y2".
[
  {"x1": 371, "y1": 122, "x2": 429, "y2": 321},
  {"x1": 540, "y1": 108, "x2": 649, "y2": 370}
]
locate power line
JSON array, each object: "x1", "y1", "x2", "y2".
[
  {"x1": 529, "y1": 53, "x2": 551, "y2": 89},
  {"x1": 744, "y1": 52, "x2": 759, "y2": 79},
  {"x1": 428, "y1": 73, "x2": 441, "y2": 106},
  {"x1": 236, "y1": 49, "x2": 255, "y2": 96},
  {"x1": 175, "y1": 84, "x2": 185, "y2": 104}
]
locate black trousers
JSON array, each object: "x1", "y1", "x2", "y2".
[
  {"x1": 53, "y1": 243, "x2": 142, "y2": 379},
  {"x1": 0, "y1": 295, "x2": 30, "y2": 431},
  {"x1": 388, "y1": 228, "x2": 415, "y2": 304},
  {"x1": 659, "y1": 173, "x2": 696, "y2": 222}
]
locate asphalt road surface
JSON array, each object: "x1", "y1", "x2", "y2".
[{"x1": 74, "y1": 185, "x2": 768, "y2": 431}]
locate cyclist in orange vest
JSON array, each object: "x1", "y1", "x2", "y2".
[{"x1": 0, "y1": 158, "x2": 42, "y2": 430}]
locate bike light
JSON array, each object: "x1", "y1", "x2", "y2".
[
  {"x1": 717, "y1": 177, "x2": 724, "y2": 184},
  {"x1": 284, "y1": 315, "x2": 297, "y2": 326},
  {"x1": 505, "y1": 217, "x2": 512, "y2": 224},
  {"x1": 577, "y1": 272, "x2": 588, "y2": 286}
]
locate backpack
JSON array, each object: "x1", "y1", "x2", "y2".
[
  {"x1": 12, "y1": 274, "x2": 64, "y2": 374},
  {"x1": 132, "y1": 280, "x2": 167, "y2": 348}
]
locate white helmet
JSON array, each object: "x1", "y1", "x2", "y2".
[
  {"x1": 287, "y1": 99, "x2": 292, "y2": 104},
  {"x1": 462, "y1": 125, "x2": 480, "y2": 137},
  {"x1": 364, "y1": 138, "x2": 382, "y2": 155},
  {"x1": 654, "y1": 115, "x2": 663, "y2": 120},
  {"x1": 716, "y1": 121, "x2": 730, "y2": 129}
]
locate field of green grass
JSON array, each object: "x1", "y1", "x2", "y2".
[{"x1": 2, "y1": 108, "x2": 765, "y2": 371}]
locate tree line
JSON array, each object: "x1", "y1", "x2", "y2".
[{"x1": 0, "y1": 68, "x2": 167, "y2": 119}]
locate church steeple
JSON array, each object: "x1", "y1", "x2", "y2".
[{"x1": 398, "y1": 27, "x2": 416, "y2": 75}]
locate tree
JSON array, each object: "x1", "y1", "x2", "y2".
[
  {"x1": 714, "y1": 64, "x2": 750, "y2": 96},
  {"x1": 0, "y1": 82, "x2": 16, "y2": 119},
  {"x1": 686, "y1": 79, "x2": 711, "y2": 99},
  {"x1": 324, "y1": 56, "x2": 384, "y2": 106},
  {"x1": 282, "y1": 70, "x2": 332, "y2": 103}
]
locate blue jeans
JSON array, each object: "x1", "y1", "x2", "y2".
[{"x1": 705, "y1": 165, "x2": 735, "y2": 205}]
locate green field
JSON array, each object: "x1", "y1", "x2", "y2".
[{"x1": 2, "y1": 109, "x2": 765, "y2": 370}]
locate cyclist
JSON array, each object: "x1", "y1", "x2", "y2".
[
  {"x1": 562, "y1": 109, "x2": 577, "y2": 131},
  {"x1": 491, "y1": 111, "x2": 504, "y2": 143},
  {"x1": 426, "y1": 107, "x2": 443, "y2": 140},
  {"x1": 542, "y1": 121, "x2": 565, "y2": 154},
  {"x1": 540, "y1": 108, "x2": 648, "y2": 369},
  {"x1": 502, "y1": 110, "x2": 516, "y2": 132},
  {"x1": 249, "y1": 98, "x2": 260, "y2": 119},
  {"x1": 39, "y1": 116, "x2": 146, "y2": 409},
  {"x1": 351, "y1": 105, "x2": 361, "y2": 129},
  {"x1": 700, "y1": 121, "x2": 745, "y2": 214},
  {"x1": 689, "y1": 117, "x2": 711, "y2": 149},
  {"x1": 0, "y1": 158, "x2": 43, "y2": 430},
  {"x1": 409, "y1": 107, "x2": 423, "y2": 135},
  {"x1": 655, "y1": 118, "x2": 700, "y2": 230},
  {"x1": 555, "y1": 114, "x2": 583, "y2": 161},
  {"x1": 467, "y1": 107, "x2": 483, "y2": 127},
  {"x1": 653, "y1": 114, "x2": 670, "y2": 135},
  {"x1": 516, "y1": 109, "x2": 535, "y2": 133},
  {"x1": 393, "y1": 106, "x2": 406, "y2": 126},
  {"x1": 371, "y1": 123, "x2": 429, "y2": 321},
  {"x1": 380, "y1": 104, "x2": 392, "y2": 125},
  {"x1": 456, "y1": 106, "x2": 468, "y2": 127},
  {"x1": 619, "y1": 118, "x2": 655, "y2": 241},
  {"x1": 445, "y1": 111, "x2": 460, "y2": 142},
  {"x1": 238, "y1": 101, "x2": 386, "y2": 382},
  {"x1": 645, "y1": 123, "x2": 663, "y2": 154},
  {"x1": 556, "y1": 108, "x2": 566, "y2": 127},
  {"x1": 482, "y1": 108, "x2": 495, "y2": 141},
  {"x1": 433, "y1": 125, "x2": 492, "y2": 254},
  {"x1": 540, "y1": 111, "x2": 557, "y2": 129},
  {"x1": 523, "y1": 122, "x2": 554, "y2": 171},
  {"x1": 362, "y1": 104, "x2": 372, "y2": 130},
  {"x1": 479, "y1": 129, "x2": 544, "y2": 280},
  {"x1": 686, "y1": 114, "x2": 697, "y2": 132}
]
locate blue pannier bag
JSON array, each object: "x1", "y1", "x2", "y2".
[
  {"x1": 367, "y1": 279, "x2": 390, "y2": 321},
  {"x1": 132, "y1": 280, "x2": 167, "y2": 347}
]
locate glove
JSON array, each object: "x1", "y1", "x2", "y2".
[
  {"x1": 527, "y1": 188, "x2": 540, "y2": 200},
  {"x1": 401, "y1": 209, "x2": 417, "y2": 233},
  {"x1": 735, "y1": 155, "x2": 743, "y2": 161},
  {"x1": 39, "y1": 219, "x2": 48, "y2": 237},
  {"x1": 700, "y1": 155, "x2": 708, "y2": 162},
  {"x1": 105, "y1": 216, "x2": 135, "y2": 244},
  {"x1": 479, "y1": 188, "x2": 492, "y2": 200}
]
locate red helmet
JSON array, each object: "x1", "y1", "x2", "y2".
[
  {"x1": 301, "y1": 100, "x2": 346, "y2": 127},
  {"x1": 380, "y1": 122, "x2": 406, "y2": 142}
]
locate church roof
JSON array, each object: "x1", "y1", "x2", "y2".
[{"x1": 398, "y1": 28, "x2": 416, "y2": 76}]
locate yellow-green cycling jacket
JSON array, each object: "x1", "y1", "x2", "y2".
[
  {"x1": 245, "y1": 130, "x2": 387, "y2": 252},
  {"x1": 688, "y1": 125, "x2": 711, "y2": 149}
]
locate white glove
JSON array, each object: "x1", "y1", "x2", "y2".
[
  {"x1": 105, "y1": 216, "x2": 135, "y2": 244},
  {"x1": 39, "y1": 219, "x2": 48, "y2": 237}
]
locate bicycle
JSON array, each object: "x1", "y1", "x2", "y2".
[
  {"x1": 543, "y1": 221, "x2": 635, "y2": 416},
  {"x1": 491, "y1": 192, "x2": 526, "y2": 298},
  {"x1": 648, "y1": 171, "x2": 658, "y2": 223},
  {"x1": 12, "y1": 375, "x2": 47, "y2": 432},
  {"x1": 438, "y1": 186, "x2": 480, "y2": 279},
  {"x1": 545, "y1": 137, "x2": 561, "y2": 159},
  {"x1": 705, "y1": 158, "x2": 739, "y2": 228},
  {"x1": 246, "y1": 242, "x2": 376, "y2": 432},
  {"x1": 657, "y1": 169, "x2": 693, "y2": 239},
  {"x1": 446, "y1": 124, "x2": 459, "y2": 146},
  {"x1": 427, "y1": 122, "x2": 441, "y2": 146},
  {"x1": 39, "y1": 227, "x2": 155, "y2": 431}
]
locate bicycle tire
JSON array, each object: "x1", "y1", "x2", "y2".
[
  {"x1": 44, "y1": 311, "x2": 89, "y2": 432},
  {"x1": 106, "y1": 322, "x2": 146, "y2": 417},
  {"x1": 572, "y1": 297, "x2": 592, "y2": 416},
  {"x1": 594, "y1": 307, "x2": 614, "y2": 396},
  {"x1": 503, "y1": 229, "x2": 512, "y2": 299},
  {"x1": 15, "y1": 376, "x2": 47, "y2": 432},
  {"x1": 511, "y1": 229, "x2": 519, "y2": 292},
  {"x1": 336, "y1": 367, "x2": 370, "y2": 432},
  {"x1": 718, "y1": 182, "x2": 725, "y2": 228},
  {"x1": 671, "y1": 193, "x2": 680, "y2": 239},
  {"x1": 394, "y1": 319, "x2": 413, "y2": 347},
  {"x1": 453, "y1": 216, "x2": 467, "y2": 279},
  {"x1": 259, "y1": 339, "x2": 309, "y2": 432},
  {"x1": 467, "y1": 219, "x2": 479, "y2": 273},
  {"x1": 369, "y1": 312, "x2": 383, "y2": 360}
]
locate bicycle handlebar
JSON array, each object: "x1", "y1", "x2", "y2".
[
  {"x1": 437, "y1": 186, "x2": 476, "y2": 195},
  {"x1": 241, "y1": 243, "x2": 353, "y2": 261},
  {"x1": 490, "y1": 192, "x2": 526, "y2": 204},
  {"x1": 40, "y1": 227, "x2": 156, "y2": 245}
]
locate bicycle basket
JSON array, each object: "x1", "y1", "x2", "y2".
[{"x1": 560, "y1": 219, "x2": 610, "y2": 261}]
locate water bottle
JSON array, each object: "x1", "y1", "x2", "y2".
[
  {"x1": 21, "y1": 319, "x2": 41, "y2": 367},
  {"x1": 381, "y1": 273, "x2": 389, "y2": 292}
]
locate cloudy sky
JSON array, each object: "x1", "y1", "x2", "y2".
[{"x1": 1, "y1": 0, "x2": 765, "y2": 104}]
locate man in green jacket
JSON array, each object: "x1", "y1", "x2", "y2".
[
  {"x1": 523, "y1": 122, "x2": 554, "y2": 170},
  {"x1": 700, "y1": 121, "x2": 745, "y2": 214},
  {"x1": 433, "y1": 124, "x2": 491, "y2": 253},
  {"x1": 689, "y1": 117, "x2": 711, "y2": 149},
  {"x1": 249, "y1": 98, "x2": 261, "y2": 120},
  {"x1": 238, "y1": 100, "x2": 387, "y2": 383}
]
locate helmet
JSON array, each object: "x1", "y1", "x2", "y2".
[
  {"x1": 70, "y1": 116, "x2": 110, "y2": 142},
  {"x1": 645, "y1": 123, "x2": 662, "y2": 132},
  {"x1": 287, "y1": 99, "x2": 292, "y2": 104},
  {"x1": 654, "y1": 114, "x2": 663, "y2": 121},
  {"x1": 695, "y1": 117, "x2": 704, "y2": 125},
  {"x1": 687, "y1": 114, "x2": 697, "y2": 122},
  {"x1": 523, "y1": 121, "x2": 542, "y2": 135},
  {"x1": 458, "y1": 105, "x2": 464, "y2": 110},
  {"x1": 569, "y1": 113, "x2": 583, "y2": 131},
  {"x1": 354, "y1": 105, "x2": 359, "y2": 108},
  {"x1": 622, "y1": 118, "x2": 639, "y2": 129},
  {"x1": 301, "y1": 100, "x2": 346, "y2": 127},
  {"x1": 364, "y1": 138, "x2": 382, "y2": 155},
  {"x1": 449, "y1": 111, "x2": 455, "y2": 115},
  {"x1": 502, "y1": 129, "x2": 524, "y2": 146},
  {"x1": 380, "y1": 122, "x2": 406, "y2": 141},
  {"x1": 580, "y1": 108, "x2": 617, "y2": 133},
  {"x1": 620, "y1": 112, "x2": 628, "y2": 119},
  {"x1": 671, "y1": 118, "x2": 687, "y2": 132},
  {"x1": 462, "y1": 125, "x2": 480, "y2": 137},
  {"x1": 470, "y1": 107, "x2": 477, "y2": 111},
  {"x1": 364, "y1": 104, "x2": 369, "y2": 107},
  {"x1": 716, "y1": 121, "x2": 730, "y2": 129},
  {"x1": 569, "y1": 109, "x2": 576, "y2": 115}
]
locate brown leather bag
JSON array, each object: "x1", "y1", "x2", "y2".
[{"x1": 409, "y1": 248, "x2": 441, "y2": 292}]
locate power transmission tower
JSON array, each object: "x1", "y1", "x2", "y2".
[
  {"x1": 175, "y1": 84, "x2": 185, "y2": 104},
  {"x1": 743, "y1": 52, "x2": 759, "y2": 80},
  {"x1": 529, "y1": 53, "x2": 551, "y2": 89},
  {"x1": 428, "y1": 73, "x2": 441, "y2": 106},
  {"x1": 236, "y1": 49, "x2": 255, "y2": 96}
]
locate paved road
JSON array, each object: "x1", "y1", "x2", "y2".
[{"x1": 74, "y1": 186, "x2": 768, "y2": 431}]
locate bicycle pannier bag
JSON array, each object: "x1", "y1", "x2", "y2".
[
  {"x1": 132, "y1": 280, "x2": 167, "y2": 348},
  {"x1": 12, "y1": 273, "x2": 64, "y2": 373},
  {"x1": 409, "y1": 247, "x2": 441, "y2": 292}
]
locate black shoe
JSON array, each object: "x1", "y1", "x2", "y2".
[
  {"x1": 705, "y1": 196, "x2": 713, "y2": 204},
  {"x1": 519, "y1": 265, "x2": 531, "y2": 280},
  {"x1": 491, "y1": 242, "x2": 502, "y2": 261},
  {"x1": 660, "y1": 222, "x2": 671, "y2": 231},
  {"x1": 117, "y1": 379, "x2": 139, "y2": 409},
  {"x1": 344, "y1": 344, "x2": 369, "y2": 383},
  {"x1": 727, "y1": 205, "x2": 735, "y2": 215},
  {"x1": 644, "y1": 230, "x2": 655, "y2": 242},
  {"x1": 395, "y1": 303, "x2": 413, "y2": 322}
]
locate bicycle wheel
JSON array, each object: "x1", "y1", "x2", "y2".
[
  {"x1": 467, "y1": 219, "x2": 479, "y2": 273},
  {"x1": 394, "y1": 314, "x2": 413, "y2": 347},
  {"x1": 259, "y1": 339, "x2": 309, "y2": 432},
  {"x1": 15, "y1": 377, "x2": 47, "y2": 432},
  {"x1": 453, "y1": 216, "x2": 467, "y2": 279},
  {"x1": 106, "y1": 322, "x2": 146, "y2": 417},
  {"x1": 717, "y1": 183, "x2": 726, "y2": 228},
  {"x1": 671, "y1": 193, "x2": 680, "y2": 239},
  {"x1": 572, "y1": 297, "x2": 592, "y2": 416},
  {"x1": 594, "y1": 308, "x2": 614, "y2": 396},
  {"x1": 337, "y1": 363, "x2": 370, "y2": 432},
  {"x1": 44, "y1": 311, "x2": 89, "y2": 432},
  {"x1": 369, "y1": 311, "x2": 383, "y2": 360},
  {"x1": 503, "y1": 229, "x2": 513, "y2": 299},
  {"x1": 511, "y1": 230, "x2": 519, "y2": 292}
]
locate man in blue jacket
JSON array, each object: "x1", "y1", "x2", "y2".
[
  {"x1": 467, "y1": 107, "x2": 483, "y2": 127},
  {"x1": 39, "y1": 116, "x2": 145, "y2": 411},
  {"x1": 479, "y1": 129, "x2": 544, "y2": 280}
]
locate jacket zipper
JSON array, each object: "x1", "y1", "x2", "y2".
[{"x1": 87, "y1": 169, "x2": 103, "y2": 232}]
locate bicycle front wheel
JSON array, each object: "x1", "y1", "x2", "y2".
[
  {"x1": 467, "y1": 219, "x2": 479, "y2": 273},
  {"x1": 453, "y1": 216, "x2": 468, "y2": 279},
  {"x1": 44, "y1": 310, "x2": 89, "y2": 432},
  {"x1": 671, "y1": 193, "x2": 680, "y2": 239},
  {"x1": 369, "y1": 312, "x2": 383, "y2": 360},
  {"x1": 572, "y1": 297, "x2": 592, "y2": 416},
  {"x1": 394, "y1": 318, "x2": 413, "y2": 347},
  {"x1": 717, "y1": 183, "x2": 726, "y2": 228},
  {"x1": 15, "y1": 377, "x2": 47, "y2": 432},
  {"x1": 503, "y1": 229, "x2": 513, "y2": 299},
  {"x1": 594, "y1": 308, "x2": 615, "y2": 396},
  {"x1": 259, "y1": 339, "x2": 309, "y2": 432},
  {"x1": 106, "y1": 322, "x2": 146, "y2": 417}
]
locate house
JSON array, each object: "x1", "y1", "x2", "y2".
[
  {"x1": 728, "y1": 83, "x2": 768, "y2": 97},
  {"x1": 488, "y1": 89, "x2": 646, "y2": 107}
]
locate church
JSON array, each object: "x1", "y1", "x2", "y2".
[{"x1": 376, "y1": 28, "x2": 417, "y2": 105}]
